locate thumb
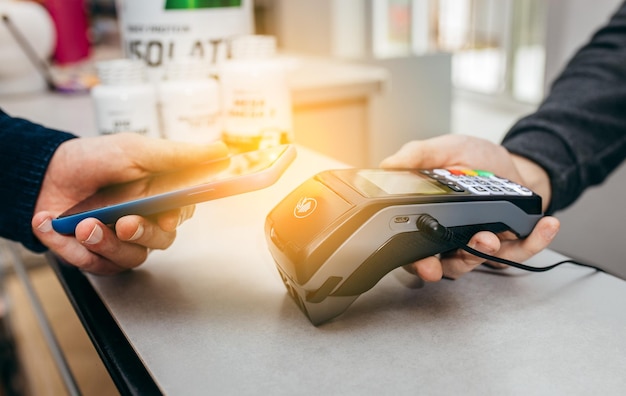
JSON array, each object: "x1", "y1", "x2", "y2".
[
  {"x1": 116, "y1": 133, "x2": 230, "y2": 174},
  {"x1": 89, "y1": 134, "x2": 230, "y2": 187},
  {"x1": 380, "y1": 136, "x2": 457, "y2": 169}
]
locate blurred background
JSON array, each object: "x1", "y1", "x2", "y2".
[
  {"x1": 88, "y1": 0, "x2": 623, "y2": 158},
  {"x1": 2, "y1": 0, "x2": 623, "y2": 152}
]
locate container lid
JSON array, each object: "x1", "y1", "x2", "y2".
[
  {"x1": 229, "y1": 35, "x2": 277, "y2": 60},
  {"x1": 162, "y1": 58, "x2": 213, "y2": 81},
  {"x1": 96, "y1": 59, "x2": 148, "y2": 86}
]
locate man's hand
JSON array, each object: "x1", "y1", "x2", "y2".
[
  {"x1": 380, "y1": 134, "x2": 560, "y2": 282},
  {"x1": 32, "y1": 133, "x2": 228, "y2": 275}
]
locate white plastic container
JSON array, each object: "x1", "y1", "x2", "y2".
[
  {"x1": 91, "y1": 59, "x2": 160, "y2": 137},
  {"x1": 219, "y1": 35, "x2": 293, "y2": 152},
  {"x1": 115, "y1": 0, "x2": 253, "y2": 82},
  {"x1": 158, "y1": 59, "x2": 221, "y2": 143}
]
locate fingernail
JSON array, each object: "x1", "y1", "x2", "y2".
[
  {"x1": 128, "y1": 223, "x2": 144, "y2": 241},
  {"x1": 471, "y1": 240, "x2": 497, "y2": 254},
  {"x1": 83, "y1": 224, "x2": 103, "y2": 245},
  {"x1": 36, "y1": 218, "x2": 53, "y2": 233}
]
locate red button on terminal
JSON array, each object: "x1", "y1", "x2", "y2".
[{"x1": 461, "y1": 169, "x2": 478, "y2": 176}]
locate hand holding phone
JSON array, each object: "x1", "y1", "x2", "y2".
[{"x1": 52, "y1": 145, "x2": 296, "y2": 234}]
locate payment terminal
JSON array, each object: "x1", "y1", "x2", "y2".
[{"x1": 265, "y1": 168, "x2": 543, "y2": 325}]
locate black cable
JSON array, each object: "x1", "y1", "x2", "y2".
[{"x1": 416, "y1": 214, "x2": 605, "y2": 273}]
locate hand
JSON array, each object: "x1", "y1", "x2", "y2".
[
  {"x1": 380, "y1": 134, "x2": 560, "y2": 281},
  {"x1": 31, "y1": 133, "x2": 229, "y2": 275}
]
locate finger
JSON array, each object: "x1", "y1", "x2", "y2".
[
  {"x1": 380, "y1": 135, "x2": 519, "y2": 180},
  {"x1": 380, "y1": 140, "x2": 445, "y2": 169},
  {"x1": 380, "y1": 135, "x2": 467, "y2": 168},
  {"x1": 32, "y1": 212, "x2": 127, "y2": 275},
  {"x1": 154, "y1": 206, "x2": 195, "y2": 232},
  {"x1": 115, "y1": 214, "x2": 177, "y2": 250},
  {"x1": 75, "y1": 218, "x2": 149, "y2": 271},
  {"x1": 406, "y1": 255, "x2": 444, "y2": 282},
  {"x1": 441, "y1": 231, "x2": 501, "y2": 279},
  {"x1": 496, "y1": 216, "x2": 560, "y2": 264}
]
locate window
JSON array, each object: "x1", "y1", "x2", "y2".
[{"x1": 372, "y1": 0, "x2": 547, "y2": 103}]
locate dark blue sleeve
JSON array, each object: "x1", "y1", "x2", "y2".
[
  {"x1": 502, "y1": 2, "x2": 626, "y2": 214},
  {"x1": 0, "y1": 109, "x2": 76, "y2": 252}
]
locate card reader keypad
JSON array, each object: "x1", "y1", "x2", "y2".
[{"x1": 420, "y1": 169, "x2": 533, "y2": 196}]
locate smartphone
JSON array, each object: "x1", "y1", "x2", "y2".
[{"x1": 52, "y1": 144, "x2": 297, "y2": 234}]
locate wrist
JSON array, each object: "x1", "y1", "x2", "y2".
[{"x1": 510, "y1": 154, "x2": 552, "y2": 212}]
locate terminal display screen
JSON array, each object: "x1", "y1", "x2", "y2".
[{"x1": 353, "y1": 170, "x2": 447, "y2": 197}]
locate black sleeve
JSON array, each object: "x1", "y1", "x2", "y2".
[
  {"x1": 502, "y1": 2, "x2": 626, "y2": 214},
  {"x1": 0, "y1": 109, "x2": 76, "y2": 252}
]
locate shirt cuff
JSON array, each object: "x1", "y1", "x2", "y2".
[{"x1": 0, "y1": 113, "x2": 77, "y2": 252}]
